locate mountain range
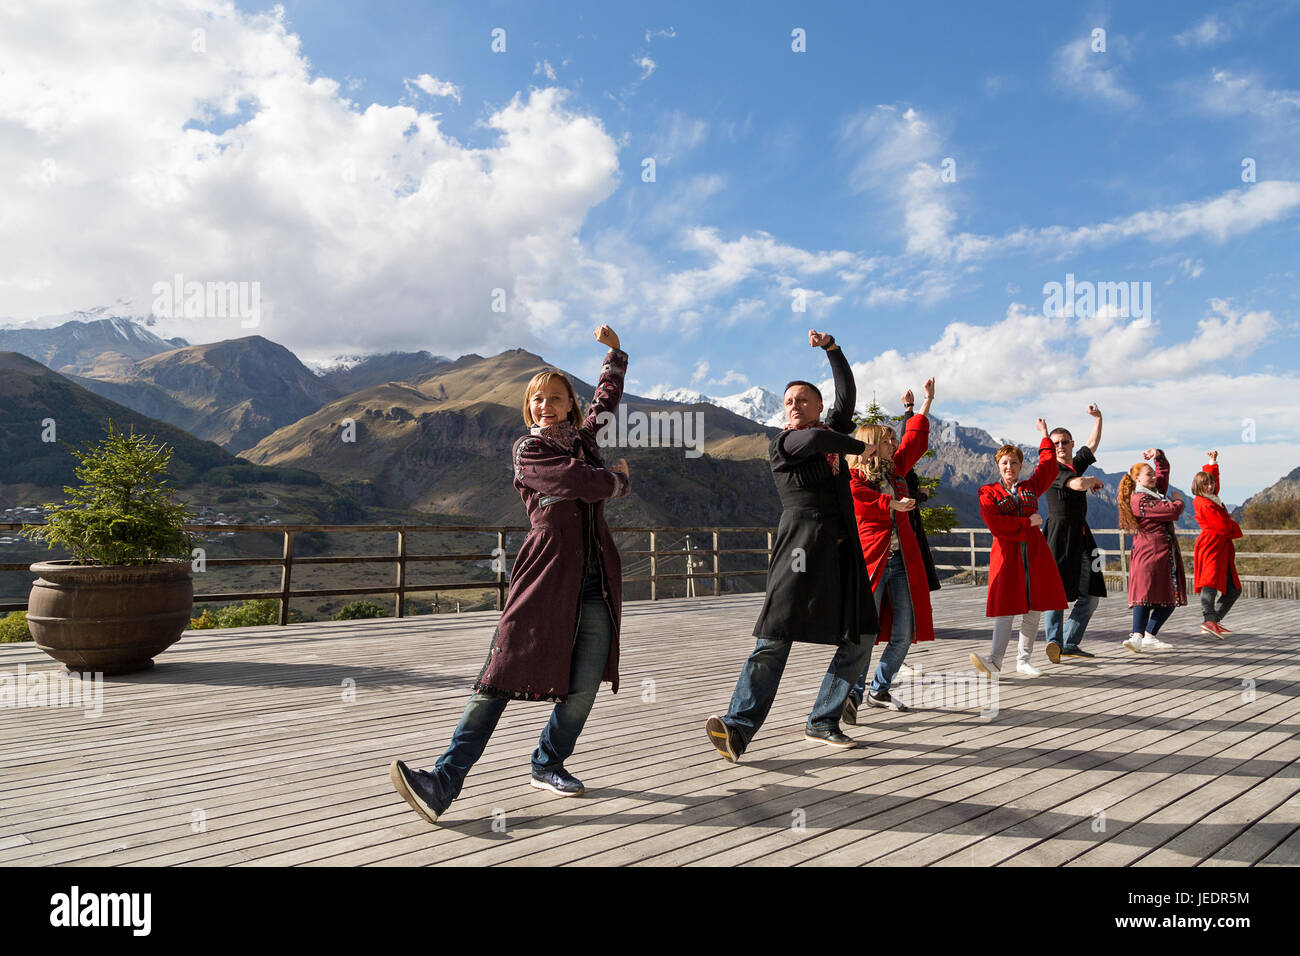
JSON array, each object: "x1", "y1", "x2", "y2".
[{"x1": 5, "y1": 315, "x2": 1296, "y2": 537}]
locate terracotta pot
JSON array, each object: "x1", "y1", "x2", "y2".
[{"x1": 26, "y1": 559, "x2": 193, "y2": 675}]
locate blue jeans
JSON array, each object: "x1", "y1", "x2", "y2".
[
  {"x1": 723, "y1": 633, "x2": 873, "y2": 749},
  {"x1": 1045, "y1": 551, "x2": 1099, "y2": 650},
  {"x1": 431, "y1": 569, "x2": 611, "y2": 802},
  {"x1": 851, "y1": 550, "x2": 914, "y2": 704}
]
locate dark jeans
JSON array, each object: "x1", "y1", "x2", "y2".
[
  {"x1": 1132, "y1": 604, "x2": 1175, "y2": 636},
  {"x1": 430, "y1": 568, "x2": 611, "y2": 802},
  {"x1": 850, "y1": 550, "x2": 914, "y2": 705},
  {"x1": 722, "y1": 632, "x2": 872, "y2": 750},
  {"x1": 1201, "y1": 582, "x2": 1241, "y2": 623},
  {"x1": 1045, "y1": 551, "x2": 1100, "y2": 650}
]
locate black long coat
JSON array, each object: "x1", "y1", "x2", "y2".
[
  {"x1": 1042, "y1": 445, "x2": 1108, "y2": 601},
  {"x1": 751, "y1": 347, "x2": 879, "y2": 645},
  {"x1": 473, "y1": 349, "x2": 630, "y2": 703}
]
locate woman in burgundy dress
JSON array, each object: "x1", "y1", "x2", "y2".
[
  {"x1": 389, "y1": 325, "x2": 632, "y2": 824},
  {"x1": 1118, "y1": 448, "x2": 1186, "y2": 653},
  {"x1": 971, "y1": 419, "x2": 1068, "y2": 678}
]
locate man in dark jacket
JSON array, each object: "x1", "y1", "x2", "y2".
[
  {"x1": 1042, "y1": 403, "x2": 1106, "y2": 662},
  {"x1": 706, "y1": 329, "x2": 879, "y2": 761}
]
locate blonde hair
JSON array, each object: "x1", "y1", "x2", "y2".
[
  {"x1": 847, "y1": 423, "x2": 897, "y2": 479},
  {"x1": 522, "y1": 370, "x2": 582, "y2": 427},
  {"x1": 1117, "y1": 462, "x2": 1153, "y2": 531}
]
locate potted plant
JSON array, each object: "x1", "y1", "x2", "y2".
[{"x1": 21, "y1": 421, "x2": 197, "y2": 675}]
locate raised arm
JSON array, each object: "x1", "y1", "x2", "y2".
[
  {"x1": 1026, "y1": 437, "x2": 1059, "y2": 497},
  {"x1": 580, "y1": 325, "x2": 627, "y2": 436},
  {"x1": 822, "y1": 339, "x2": 856, "y2": 434},
  {"x1": 1083, "y1": 403, "x2": 1102, "y2": 453},
  {"x1": 514, "y1": 436, "x2": 629, "y2": 502},
  {"x1": 893, "y1": 412, "x2": 930, "y2": 475},
  {"x1": 1148, "y1": 449, "x2": 1171, "y2": 495}
]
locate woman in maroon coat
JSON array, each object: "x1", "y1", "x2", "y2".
[
  {"x1": 1118, "y1": 448, "x2": 1186, "y2": 653},
  {"x1": 1193, "y1": 451, "x2": 1243, "y2": 637},
  {"x1": 389, "y1": 325, "x2": 632, "y2": 824},
  {"x1": 971, "y1": 419, "x2": 1067, "y2": 678}
]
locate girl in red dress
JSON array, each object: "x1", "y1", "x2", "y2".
[
  {"x1": 1118, "y1": 448, "x2": 1186, "y2": 653},
  {"x1": 1192, "y1": 450, "x2": 1243, "y2": 638},
  {"x1": 843, "y1": 377, "x2": 936, "y2": 720},
  {"x1": 971, "y1": 419, "x2": 1068, "y2": 678}
]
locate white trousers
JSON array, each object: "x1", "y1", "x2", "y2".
[{"x1": 990, "y1": 611, "x2": 1041, "y2": 669}]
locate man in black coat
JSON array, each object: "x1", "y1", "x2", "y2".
[
  {"x1": 1042, "y1": 403, "x2": 1107, "y2": 662},
  {"x1": 706, "y1": 329, "x2": 879, "y2": 761}
]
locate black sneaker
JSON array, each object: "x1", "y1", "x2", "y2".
[
  {"x1": 842, "y1": 696, "x2": 859, "y2": 726},
  {"x1": 530, "y1": 766, "x2": 585, "y2": 797},
  {"x1": 706, "y1": 715, "x2": 743, "y2": 763},
  {"x1": 1045, "y1": 641, "x2": 1062, "y2": 664},
  {"x1": 867, "y1": 689, "x2": 910, "y2": 712},
  {"x1": 804, "y1": 727, "x2": 859, "y2": 749},
  {"x1": 1061, "y1": 646, "x2": 1095, "y2": 658},
  {"x1": 389, "y1": 759, "x2": 451, "y2": 825}
]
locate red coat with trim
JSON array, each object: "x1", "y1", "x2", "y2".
[
  {"x1": 1193, "y1": 463, "x2": 1242, "y2": 593},
  {"x1": 979, "y1": 437, "x2": 1068, "y2": 617},
  {"x1": 849, "y1": 414, "x2": 934, "y2": 644}
]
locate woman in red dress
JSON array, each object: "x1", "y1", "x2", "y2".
[
  {"x1": 843, "y1": 377, "x2": 936, "y2": 720},
  {"x1": 1192, "y1": 450, "x2": 1242, "y2": 637},
  {"x1": 1118, "y1": 448, "x2": 1186, "y2": 653},
  {"x1": 971, "y1": 419, "x2": 1068, "y2": 678}
]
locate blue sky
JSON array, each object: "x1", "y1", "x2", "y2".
[{"x1": 2, "y1": 1, "x2": 1298, "y2": 501}]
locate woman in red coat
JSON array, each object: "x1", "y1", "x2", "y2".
[
  {"x1": 971, "y1": 419, "x2": 1067, "y2": 678},
  {"x1": 389, "y1": 325, "x2": 632, "y2": 824},
  {"x1": 1118, "y1": 448, "x2": 1186, "y2": 653},
  {"x1": 843, "y1": 377, "x2": 936, "y2": 720},
  {"x1": 1193, "y1": 450, "x2": 1242, "y2": 637}
]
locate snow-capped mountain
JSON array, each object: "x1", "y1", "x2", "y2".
[{"x1": 645, "y1": 384, "x2": 786, "y2": 427}]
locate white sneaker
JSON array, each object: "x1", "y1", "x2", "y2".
[
  {"x1": 1142, "y1": 634, "x2": 1173, "y2": 651},
  {"x1": 1016, "y1": 661, "x2": 1043, "y2": 677},
  {"x1": 898, "y1": 663, "x2": 915, "y2": 678},
  {"x1": 1122, "y1": 633, "x2": 1143, "y2": 654},
  {"x1": 970, "y1": 652, "x2": 1000, "y2": 677}
]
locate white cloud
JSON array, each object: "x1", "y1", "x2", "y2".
[
  {"x1": 709, "y1": 370, "x2": 748, "y2": 388},
  {"x1": 690, "y1": 359, "x2": 709, "y2": 383},
  {"x1": 1198, "y1": 70, "x2": 1300, "y2": 118},
  {"x1": 1051, "y1": 34, "x2": 1138, "y2": 110},
  {"x1": 636, "y1": 56, "x2": 656, "y2": 80},
  {"x1": 645, "y1": 27, "x2": 677, "y2": 43},
  {"x1": 1176, "y1": 15, "x2": 1230, "y2": 48},
  {"x1": 0, "y1": 0, "x2": 620, "y2": 358},
  {"x1": 408, "y1": 74, "x2": 461, "y2": 102},
  {"x1": 534, "y1": 60, "x2": 558, "y2": 81}
]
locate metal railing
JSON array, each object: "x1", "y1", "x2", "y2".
[
  {"x1": 4, "y1": 522, "x2": 1298, "y2": 624},
  {"x1": 931, "y1": 526, "x2": 1300, "y2": 599},
  {"x1": 0, "y1": 523, "x2": 776, "y2": 623}
]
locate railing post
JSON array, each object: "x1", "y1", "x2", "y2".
[
  {"x1": 1119, "y1": 530, "x2": 1128, "y2": 589},
  {"x1": 649, "y1": 530, "x2": 658, "y2": 601},
  {"x1": 395, "y1": 529, "x2": 407, "y2": 618},
  {"x1": 496, "y1": 530, "x2": 506, "y2": 611},
  {"x1": 278, "y1": 530, "x2": 294, "y2": 626},
  {"x1": 712, "y1": 530, "x2": 721, "y2": 596},
  {"x1": 968, "y1": 530, "x2": 976, "y2": 586}
]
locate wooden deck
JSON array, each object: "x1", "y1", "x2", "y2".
[{"x1": 2, "y1": 586, "x2": 1297, "y2": 867}]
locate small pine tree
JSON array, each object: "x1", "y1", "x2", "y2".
[{"x1": 21, "y1": 420, "x2": 196, "y2": 565}]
